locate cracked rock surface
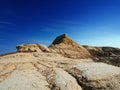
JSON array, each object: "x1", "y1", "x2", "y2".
[
  {"x1": 0, "y1": 52, "x2": 120, "y2": 90},
  {"x1": 0, "y1": 34, "x2": 120, "y2": 90}
]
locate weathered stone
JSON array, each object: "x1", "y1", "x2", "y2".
[{"x1": 49, "y1": 34, "x2": 91, "y2": 59}]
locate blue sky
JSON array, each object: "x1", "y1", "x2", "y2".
[{"x1": 0, "y1": 0, "x2": 120, "y2": 54}]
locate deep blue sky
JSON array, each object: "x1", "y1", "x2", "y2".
[{"x1": 0, "y1": 0, "x2": 120, "y2": 54}]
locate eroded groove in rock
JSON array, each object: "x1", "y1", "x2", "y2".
[
  {"x1": 43, "y1": 68, "x2": 82, "y2": 90},
  {"x1": 31, "y1": 61, "x2": 83, "y2": 90},
  {"x1": 0, "y1": 63, "x2": 17, "y2": 82}
]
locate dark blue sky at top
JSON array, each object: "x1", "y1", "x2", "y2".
[{"x1": 0, "y1": 0, "x2": 120, "y2": 54}]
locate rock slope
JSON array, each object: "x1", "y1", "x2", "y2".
[
  {"x1": 49, "y1": 34, "x2": 91, "y2": 59},
  {"x1": 84, "y1": 45, "x2": 120, "y2": 67},
  {"x1": 67, "y1": 62, "x2": 120, "y2": 90},
  {"x1": 0, "y1": 52, "x2": 120, "y2": 90}
]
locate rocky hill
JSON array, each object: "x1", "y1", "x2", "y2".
[
  {"x1": 49, "y1": 34, "x2": 91, "y2": 59},
  {"x1": 0, "y1": 34, "x2": 120, "y2": 90}
]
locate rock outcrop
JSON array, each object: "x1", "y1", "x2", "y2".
[
  {"x1": 44, "y1": 68, "x2": 82, "y2": 90},
  {"x1": 84, "y1": 46, "x2": 120, "y2": 67},
  {"x1": 67, "y1": 62, "x2": 120, "y2": 90},
  {"x1": 49, "y1": 34, "x2": 91, "y2": 59},
  {"x1": 16, "y1": 44, "x2": 50, "y2": 52},
  {"x1": 0, "y1": 52, "x2": 120, "y2": 90},
  {"x1": 0, "y1": 34, "x2": 120, "y2": 90}
]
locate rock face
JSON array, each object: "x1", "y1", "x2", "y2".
[
  {"x1": 0, "y1": 34, "x2": 120, "y2": 90},
  {"x1": 84, "y1": 46, "x2": 120, "y2": 67},
  {"x1": 0, "y1": 52, "x2": 84, "y2": 90},
  {"x1": 16, "y1": 44, "x2": 50, "y2": 52},
  {"x1": 44, "y1": 68, "x2": 82, "y2": 90},
  {"x1": 49, "y1": 34, "x2": 91, "y2": 59},
  {"x1": 15, "y1": 34, "x2": 91, "y2": 59},
  {"x1": 0, "y1": 52, "x2": 120, "y2": 90}
]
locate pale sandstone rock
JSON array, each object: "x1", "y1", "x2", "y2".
[
  {"x1": 38, "y1": 44, "x2": 50, "y2": 52},
  {"x1": 54, "y1": 68, "x2": 82, "y2": 90},
  {"x1": 49, "y1": 34, "x2": 91, "y2": 59},
  {"x1": 16, "y1": 44, "x2": 41, "y2": 52},
  {"x1": 67, "y1": 62, "x2": 120, "y2": 90},
  {"x1": 0, "y1": 34, "x2": 120, "y2": 90},
  {"x1": 17, "y1": 63, "x2": 36, "y2": 70},
  {"x1": 0, "y1": 70, "x2": 50, "y2": 90},
  {"x1": 0, "y1": 52, "x2": 120, "y2": 90},
  {"x1": 16, "y1": 44, "x2": 50, "y2": 52},
  {"x1": 44, "y1": 68, "x2": 82, "y2": 90}
]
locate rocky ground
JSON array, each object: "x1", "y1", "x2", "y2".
[
  {"x1": 0, "y1": 34, "x2": 120, "y2": 90},
  {"x1": 84, "y1": 45, "x2": 120, "y2": 67},
  {"x1": 0, "y1": 52, "x2": 120, "y2": 90}
]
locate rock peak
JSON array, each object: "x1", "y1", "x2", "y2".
[
  {"x1": 51, "y1": 34, "x2": 72, "y2": 45},
  {"x1": 49, "y1": 34, "x2": 91, "y2": 58},
  {"x1": 61, "y1": 34, "x2": 68, "y2": 37}
]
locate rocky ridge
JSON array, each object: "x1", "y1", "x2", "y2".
[{"x1": 84, "y1": 45, "x2": 120, "y2": 67}]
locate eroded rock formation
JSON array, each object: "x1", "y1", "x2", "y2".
[
  {"x1": 16, "y1": 44, "x2": 50, "y2": 52},
  {"x1": 84, "y1": 46, "x2": 120, "y2": 67},
  {"x1": 49, "y1": 34, "x2": 91, "y2": 59},
  {"x1": 0, "y1": 34, "x2": 120, "y2": 90}
]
